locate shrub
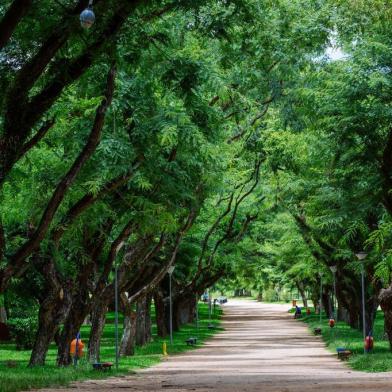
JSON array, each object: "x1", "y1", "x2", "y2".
[{"x1": 8, "y1": 316, "x2": 38, "y2": 350}]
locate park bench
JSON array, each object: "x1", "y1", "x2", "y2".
[
  {"x1": 92, "y1": 362, "x2": 113, "y2": 371},
  {"x1": 185, "y1": 337, "x2": 197, "y2": 346},
  {"x1": 313, "y1": 327, "x2": 322, "y2": 335},
  {"x1": 336, "y1": 348, "x2": 352, "y2": 361}
]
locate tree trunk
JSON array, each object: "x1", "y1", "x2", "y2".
[
  {"x1": 173, "y1": 295, "x2": 196, "y2": 330},
  {"x1": 29, "y1": 287, "x2": 71, "y2": 366},
  {"x1": 379, "y1": 285, "x2": 392, "y2": 349},
  {"x1": 135, "y1": 293, "x2": 152, "y2": 346},
  {"x1": 337, "y1": 306, "x2": 350, "y2": 324},
  {"x1": 120, "y1": 309, "x2": 136, "y2": 356},
  {"x1": 0, "y1": 306, "x2": 6, "y2": 323},
  {"x1": 311, "y1": 291, "x2": 319, "y2": 312},
  {"x1": 296, "y1": 281, "x2": 308, "y2": 308},
  {"x1": 154, "y1": 290, "x2": 168, "y2": 338},
  {"x1": 322, "y1": 290, "x2": 333, "y2": 318},
  {"x1": 365, "y1": 293, "x2": 381, "y2": 336},
  {"x1": 88, "y1": 299, "x2": 108, "y2": 363},
  {"x1": 57, "y1": 297, "x2": 89, "y2": 366}
]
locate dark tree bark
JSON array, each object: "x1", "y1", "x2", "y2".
[
  {"x1": 120, "y1": 294, "x2": 137, "y2": 356},
  {"x1": 0, "y1": 0, "x2": 33, "y2": 50},
  {"x1": 88, "y1": 299, "x2": 108, "y2": 363},
  {"x1": 173, "y1": 294, "x2": 196, "y2": 330},
  {"x1": 17, "y1": 120, "x2": 55, "y2": 161},
  {"x1": 379, "y1": 285, "x2": 392, "y2": 350},
  {"x1": 0, "y1": 65, "x2": 116, "y2": 293},
  {"x1": 29, "y1": 287, "x2": 71, "y2": 366},
  {"x1": 57, "y1": 294, "x2": 89, "y2": 366},
  {"x1": 29, "y1": 258, "x2": 72, "y2": 366},
  {"x1": 135, "y1": 293, "x2": 152, "y2": 346},
  {"x1": 0, "y1": 1, "x2": 139, "y2": 185},
  {"x1": 296, "y1": 281, "x2": 308, "y2": 308},
  {"x1": 154, "y1": 289, "x2": 168, "y2": 338}
]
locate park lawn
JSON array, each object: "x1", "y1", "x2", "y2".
[
  {"x1": 297, "y1": 308, "x2": 392, "y2": 372},
  {"x1": 0, "y1": 303, "x2": 223, "y2": 392}
]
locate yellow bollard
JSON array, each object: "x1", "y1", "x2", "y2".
[{"x1": 162, "y1": 341, "x2": 168, "y2": 356}]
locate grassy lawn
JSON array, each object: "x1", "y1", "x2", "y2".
[
  {"x1": 0, "y1": 303, "x2": 223, "y2": 392},
  {"x1": 296, "y1": 307, "x2": 392, "y2": 372}
]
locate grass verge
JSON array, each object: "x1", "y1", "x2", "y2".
[
  {"x1": 0, "y1": 303, "x2": 223, "y2": 392},
  {"x1": 296, "y1": 308, "x2": 392, "y2": 372}
]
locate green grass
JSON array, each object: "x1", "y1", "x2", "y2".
[
  {"x1": 296, "y1": 307, "x2": 392, "y2": 372},
  {"x1": 0, "y1": 303, "x2": 223, "y2": 392}
]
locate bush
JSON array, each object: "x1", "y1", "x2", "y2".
[
  {"x1": 8, "y1": 317, "x2": 38, "y2": 350},
  {"x1": 263, "y1": 288, "x2": 278, "y2": 302}
]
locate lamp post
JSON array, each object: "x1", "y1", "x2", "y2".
[
  {"x1": 168, "y1": 265, "x2": 175, "y2": 345},
  {"x1": 114, "y1": 264, "x2": 119, "y2": 370},
  {"x1": 329, "y1": 265, "x2": 337, "y2": 321},
  {"x1": 356, "y1": 251, "x2": 368, "y2": 354},
  {"x1": 319, "y1": 271, "x2": 323, "y2": 325},
  {"x1": 208, "y1": 289, "x2": 212, "y2": 325},
  {"x1": 196, "y1": 293, "x2": 199, "y2": 330}
]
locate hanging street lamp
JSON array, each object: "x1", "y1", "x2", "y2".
[
  {"x1": 80, "y1": 0, "x2": 95, "y2": 29},
  {"x1": 356, "y1": 251, "x2": 368, "y2": 354}
]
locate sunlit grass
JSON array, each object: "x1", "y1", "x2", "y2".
[
  {"x1": 297, "y1": 307, "x2": 392, "y2": 372},
  {"x1": 0, "y1": 303, "x2": 222, "y2": 392}
]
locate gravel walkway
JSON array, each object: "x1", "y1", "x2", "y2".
[{"x1": 37, "y1": 300, "x2": 392, "y2": 391}]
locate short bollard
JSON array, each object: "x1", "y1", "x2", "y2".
[
  {"x1": 162, "y1": 341, "x2": 168, "y2": 356},
  {"x1": 365, "y1": 335, "x2": 374, "y2": 353}
]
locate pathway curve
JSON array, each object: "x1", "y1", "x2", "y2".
[{"x1": 39, "y1": 300, "x2": 392, "y2": 391}]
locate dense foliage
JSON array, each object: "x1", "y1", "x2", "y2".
[{"x1": 2, "y1": 0, "x2": 392, "y2": 375}]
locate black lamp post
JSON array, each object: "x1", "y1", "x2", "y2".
[
  {"x1": 168, "y1": 265, "x2": 175, "y2": 345},
  {"x1": 329, "y1": 265, "x2": 337, "y2": 321},
  {"x1": 356, "y1": 251, "x2": 368, "y2": 354},
  {"x1": 319, "y1": 271, "x2": 323, "y2": 325}
]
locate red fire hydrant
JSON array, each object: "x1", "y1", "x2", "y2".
[
  {"x1": 329, "y1": 318, "x2": 335, "y2": 328},
  {"x1": 364, "y1": 335, "x2": 374, "y2": 352}
]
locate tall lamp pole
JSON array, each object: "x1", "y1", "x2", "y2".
[
  {"x1": 329, "y1": 265, "x2": 337, "y2": 321},
  {"x1": 356, "y1": 251, "x2": 368, "y2": 354},
  {"x1": 168, "y1": 265, "x2": 175, "y2": 345},
  {"x1": 319, "y1": 271, "x2": 323, "y2": 325},
  {"x1": 114, "y1": 264, "x2": 119, "y2": 370}
]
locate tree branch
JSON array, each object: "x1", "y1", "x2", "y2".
[
  {"x1": 17, "y1": 119, "x2": 55, "y2": 160},
  {"x1": 51, "y1": 160, "x2": 141, "y2": 245},
  {"x1": 0, "y1": 0, "x2": 33, "y2": 51},
  {"x1": 0, "y1": 65, "x2": 116, "y2": 292}
]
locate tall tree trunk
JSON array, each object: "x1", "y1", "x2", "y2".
[
  {"x1": 88, "y1": 299, "x2": 108, "y2": 363},
  {"x1": 135, "y1": 293, "x2": 152, "y2": 346},
  {"x1": 120, "y1": 309, "x2": 136, "y2": 356},
  {"x1": 173, "y1": 294, "x2": 196, "y2": 330},
  {"x1": 322, "y1": 290, "x2": 333, "y2": 318},
  {"x1": 57, "y1": 297, "x2": 89, "y2": 366},
  {"x1": 379, "y1": 286, "x2": 392, "y2": 349},
  {"x1": 0, "y1": 305, "x2": 6, "y2": 323},
  {"x1": 296, "y1": 281, "x2": 308, "y2": 308},
  {"x1": 29, "y1": 260, "x2": 72, "y2": 366},
  {"x1": 154, "y1": 290, "x2": 168, "y2": 338},
  {"x1": 29, "y1": 290, "x2": 71, "y2": 366},
  {"x1": 365, "y1": 292, "x2": 381, "y2": 336}
]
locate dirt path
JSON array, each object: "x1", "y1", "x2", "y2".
[{"x1": 39, "y1": 300, "x2": 392, "y2": 391}]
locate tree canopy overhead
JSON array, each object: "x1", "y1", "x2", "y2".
[{"x1": 3, "y1": 0, "x2": 392, "y2": 369}]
